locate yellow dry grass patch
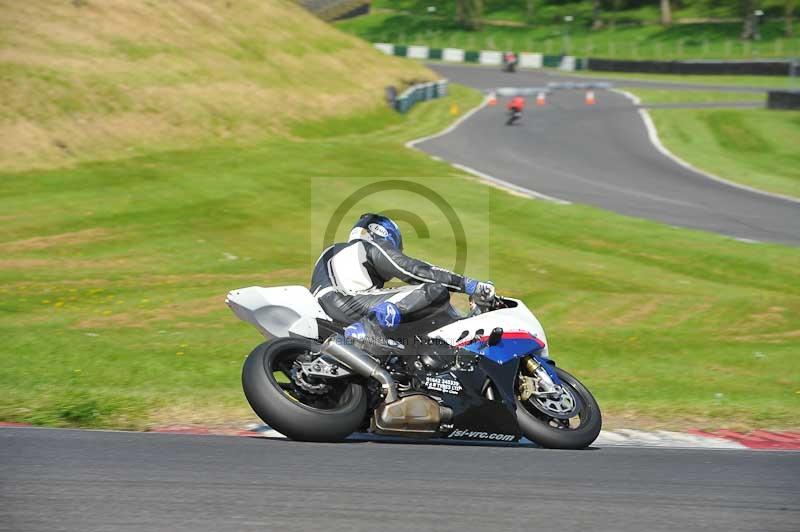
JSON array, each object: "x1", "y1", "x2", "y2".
[
  {"x1": 557, "y1": 293, "x2": 673, "y2": 330},
  {"x1": 0, "y1": 0, "x2": 432, "y2": 171},
  {"x1": 0, "y1": 258, "x2": 135, "y2": 270},
  {"x1": 75, "y1": 294, "x2": 226, "y2": 329},
  {"x1": 0, "y1": 228, "x2": 112, "y2": 252},
  {"x1": 147, "y1": 404, "x2": 257, "y2": 431}
]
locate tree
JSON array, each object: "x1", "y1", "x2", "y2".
[
  {"x1": 456, "y1": 0, "x2": 483, "y2": 30},
  {"x1": 592, "y1": 0, "x2": 604, "y2": 30},
  {"x1": 740, "y1": 0, "x2": 757, "y2": 40},
  {"x1": 787, "y1": 0, "x2": 797, "y2": 37},
  {"x1": 660, "y1": 0, "x2": 672, "y2": 25},
  {"x1": 526, "y1": 0, "x2": 536, "y2": 24}
]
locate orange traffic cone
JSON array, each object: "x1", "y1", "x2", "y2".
[
  {"x1": 536, "y1": 92, "x2": 546, "y2": 106},
  {"x1": 585, "y1": 90, "x2": 596, "y2": 105},
  {"x1": 487, "y1": 91, "x2": 497, "y2": 106}
]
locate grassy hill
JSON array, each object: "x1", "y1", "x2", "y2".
[{"x1": 0, "y1": 0, "x2": 431, "y2": 171}]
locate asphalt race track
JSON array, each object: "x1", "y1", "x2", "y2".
[
  {"x1": 2, "y1": 427, "x2": 799, "y2": 532},
  {"x1": 421, "y1": 65, "x2": 800, "y2": 246}
]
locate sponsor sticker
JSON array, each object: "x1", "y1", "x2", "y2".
[
  {"x1": 368, "y1": 223, "x2": 389, "y2": 238},
  {"x1": 424, "y1": 376, "x2": 463, "y2": 395},
  {"x1": 447, "y1": 429, "x2": 516, "y2": 442}
]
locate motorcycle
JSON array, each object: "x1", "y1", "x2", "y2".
[
  {"x1": 502, "y1": 52, "x2": 518, "y2": 73},
  {"x1": 226, "y1": 285, "x2": 602, "y2": 449},
  {"x1": 506, "y1": 108, "x2": 522, "y2": 125}
]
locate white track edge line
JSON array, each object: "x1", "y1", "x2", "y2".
[
  {"x1": 613, "y1": 88, "x2": 800, "y2": 206},
  {"x1": 405, "y1": 96, "x2": 571, "y2": 205},
  {"x1": 405, "y1": 95, "x2": 490, "y2": 149},
  {"x1": 451, "y1": 162, "x2": 571, "y2": 204}
]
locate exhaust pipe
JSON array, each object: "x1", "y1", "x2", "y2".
[{"x1": 320, "y1": 335, "x2": 398, "y2": 403}]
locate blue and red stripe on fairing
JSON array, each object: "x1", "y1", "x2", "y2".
[{"x1": 458, "y1": 331, "x2": 546, "y2": 364}]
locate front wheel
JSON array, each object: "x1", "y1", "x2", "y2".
[
  {"x1": 516, "y1": 365, "x2": 602, "y2": 449},
  {"x1": 242, "y1": 337, "x2": 367, "y2": 442}
]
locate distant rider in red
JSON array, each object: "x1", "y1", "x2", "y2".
[{"x1": 508, "y1": 95, "x2": 525, "y2": 111}]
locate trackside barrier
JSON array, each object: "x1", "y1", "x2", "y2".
[
  {"x1": 393, "y1": 80, "x2": 449, "y2": 113},
  {"x1": 407, "y1": 45, "x2": 429, "y2": 59},
  {"x1": 546, "y1": 81, "x2": 612, "y2": 90},
  {"x1": 373, "y1": 42, "x2": 586, "y2": 70},
  {"x1": 559, "y1": 56, "x2": 576, "y2": 71},
  {"x1": 493, "y1": 82, "x2": 613, "y2": 102},
  {"x1": 519, "y1": 53, "x2": 543, "y2": 69},
  {"x1": 373, "y1": 43, "x2": 393, "y2": 55},
  {"x1": 767, "y1": 90, "x2": 800, "y2": 110},
  {"x1": 372, "y1": 42, "x2": 583, "y2": 72},
  {"x1": 587, "y1": 57, "x2": 794, "y2": 76},
  {"x1": 479, "y1": 50, "x2": 503, "y2": 66},
  {"x1": 542, "y1": 55, "x2": 563, "y2": 68},
  {"x1": 373, "y1": 41, "x2": 796, "y2": 78},
  {"x1": 443, "y1": 48, "x2": 465, "y2": 62},
  {"x1": 496, "y1": 87, "x2": 552, "y2": 97}
]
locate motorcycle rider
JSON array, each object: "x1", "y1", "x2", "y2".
[
  {"x1": 503, "y1": 51, "x2": 518, "y2": 72},
  {"x1": 508, "y1": 95, "x2": 525, "y2": 113},
  {"x1": 310, "y1": 213, "x2": 495, "y2": 351}
]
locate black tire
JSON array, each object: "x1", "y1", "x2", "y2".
[
  {"x1": 516, "y1": 366, "x2": 602, "y2": 449},
  {"x1": 241, "y1": 337, "x2": 367, "y2": 442}
]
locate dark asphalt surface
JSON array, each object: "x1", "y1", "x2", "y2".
[
  {"x1": 423, "y1": 65, "x2": 800, "y2": 245},
  {"x1": 2, "y1": 427, "x2": 799, "y2": 532}
]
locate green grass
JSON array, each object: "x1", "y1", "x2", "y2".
[
  {"x1": 338, "y1": 9, "x2": 800, "y2": 60},
  {"x1": 623, "y1": 97, "x2": 800, "y2": 198},
  {"x1": 627, "y1": 89, "x2": 765, "y2": 104},
  {"x1": 2, "y1": 84, "x2": 799, "y2": 431},
  {"x1": 371, "y1": 0, "x2": 783, "y2": 26}
]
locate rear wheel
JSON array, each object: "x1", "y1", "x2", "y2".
[
  {"x1": 242, "y1": 337, "x2": 367, "y2": 442},
  {"x1": 516, "y1": 365, "x2": 602, "y2": 449}
]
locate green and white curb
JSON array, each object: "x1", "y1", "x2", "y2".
[{"x1": 374, "y1": 42, "x2": 583, "y2": 71}]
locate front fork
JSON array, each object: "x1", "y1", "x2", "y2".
[{"x1": 518, "y1": 355, "x2": 562, "y2": 401}]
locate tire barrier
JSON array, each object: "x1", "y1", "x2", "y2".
[
  {"x1": 767, "y1": 90, "x2": 800, "y2": 110},
  {"x1": 372, "y1": 43, "x2": 582, "y2": 72},
  {"x1": 298, "y1": 0, "x2": 370, "y2": 22},
  {"x1": 388, "y1": 80, "x2": 449, "y2": 113},
  {"x1": 587, "y1": 58, "x2": 796, "y2": 77}
]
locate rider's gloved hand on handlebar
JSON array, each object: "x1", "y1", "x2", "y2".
[{"x1": 464, "y1": 278, "x2": 496, "y2": 306}]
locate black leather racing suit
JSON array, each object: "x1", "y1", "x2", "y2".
[{"x1": 310, "y1": 238, "x2": 469, "y2": 327}]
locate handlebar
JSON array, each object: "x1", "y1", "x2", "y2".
[{"x1": 468, "y1": 293, "x2": 507, "y2": 315}]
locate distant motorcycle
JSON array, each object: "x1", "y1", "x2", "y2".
[
  {"x1": 227, "y1": 285, "x2": 602, "y2": 449},
  {"x1": 506, "y1": 108, "x2": 522, "y2": 125},
  {"x1": 502, "y1": 52, "x2": 518, "y2": 73}
]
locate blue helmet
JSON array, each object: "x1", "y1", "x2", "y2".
[{"x1": 349, "y1": 213, "x2": 403, "y2": 251}]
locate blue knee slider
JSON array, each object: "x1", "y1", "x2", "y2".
[{"x1": 370, "y1": 301, "x2": 401, "y2": 331}]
